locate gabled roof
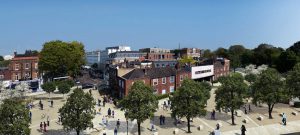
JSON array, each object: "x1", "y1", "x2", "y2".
[{"x1": 122, "y1": 66, "x2": 178, "y2": 80}]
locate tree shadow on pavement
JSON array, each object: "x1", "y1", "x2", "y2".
[{"x1": 41, "y1": 129, "x2": 68, "y2": 135}]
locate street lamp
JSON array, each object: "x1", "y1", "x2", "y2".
[{"x1": 125, "y1": 111, "x2": 128, "y2": 135}]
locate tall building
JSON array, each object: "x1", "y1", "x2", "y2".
[
  {"x1": 140, "y1": 48, "x2": 174, "y2": 61},
  {"x1": 10, "y1": 50, "x2": 39, "y2": 81},
  {"x1": 100, "y1": 46, "x2": 131, "y2": 64},
  {"x1": 213, "y1": 58, "x2": 230, "y2": 81},
  {"x1": 85, "y1": 50, "x2": 101, "y2": 66}
]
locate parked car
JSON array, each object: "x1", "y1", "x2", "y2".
[{"x1": 82, "y1": 83, "x2": 94, "y2": 89}]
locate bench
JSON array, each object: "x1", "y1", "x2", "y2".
[
  {"x1": 258, "y1": 116, "x2": 264, "y2": 121},
  {"x1": 236, "y1": 110, "x2": 242, "y2": 117},
  {"x1": 197, "y1": 125, "x2": 204, "y2": 131},
  {"x1": 292, "y1": 111, "x2": 298, "y2": 116},
  {"x1": 243, "y1": 118, "x2": 249, "y2": 123},
  {"x1": 173, "y1": 128, "x2": 179, "y2": 134}
]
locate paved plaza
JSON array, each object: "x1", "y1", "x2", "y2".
[{"x1": 28, "y1": 86, "x2": 300, "y2": 135}]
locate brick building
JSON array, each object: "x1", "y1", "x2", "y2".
[
  {"x1": 115, "y1": 66, "x2": 190, "y2": 97},
  {"x1": 213, "y1": 58, "x2": 230, "y2": 81},
  {"x1": 0, "y1": 67, "x2": 11, "y2": 81},
  {"x1": 140, "y1": 48, "x2": 175, "y2": 61},
  {"x1": 10, "y1": 51, "x2": 39, "y2": 81}
]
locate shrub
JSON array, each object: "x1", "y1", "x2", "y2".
[
  {"x1": 157, "y1": 93, "x2": 169, "y2": 100},
  {"x1": 294, "y1": 102, "x2": 300, "y2": 108}
]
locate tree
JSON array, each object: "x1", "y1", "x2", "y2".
[
  {"x1": 276, "y1": 50, "x2": 299, "y2": 73},
  {"x1": 58, "y1": 82, "x2": 71, "y2": 97},
  {"x1": 245, "y1": 73, "x2": 257, "y2": 84},
  {"x1": 252, "y1": 68, "x2": 286, "y2": 119},
  {"x1": 228, "y1": 45, "x2": 246, "y2": 72},
  {"x1": 91, "y1": 63, "x2": 98, "y2": 69},
  {"x1": 170, "y1": 79, "x2": 210, "y2": 133},
  {"x1": 178, "y1": 56, "x2": 196, "y2": 66},
  {"x1": 252, "y1": 44, "x2": 283, "y2": 67},
  {"x1": 42, "y1": 82, "x2": 56, "y2": 97},
  {"x1": 286, "y1": 63, "x2": 300, "y2": 98},
  {"x1": 0, "y1": 56, "x2": 3, "y2": 61},
  {"x1": 59, "y1": 88, "x2": 95, "y2": 135},
  {"x1": 202, "y1": 49, "x2": 215, "y2": 59},
  {"x1": 39, "y1": 40, "x2": 85, "y2": 80},
  {"x1": 215, "y1": 73, "x2": 248, "y2": 125},
  {"x1": 214, "y1": 47, "x2": 229, "y2": 58},
  {"x1": 15, "y1": 82, "x2": 31, "y2": 99},
  {"x1": 0, "y1": 99, "x2": 30, "y2": 135},
  {"x1": 119, "y1": 81, "x2": 158, "y2": 135},
  {"x1": 288, "y1": 41, "x2": 300, "y2": 55},
  {"x1": 241, "y1": 49, "x2": 254, "y2": 67}
]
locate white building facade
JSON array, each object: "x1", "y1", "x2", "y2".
[
  {"x1": 191, "y1": 65, "x2": 214, "y2": 79},
  {"x1": 85, "y1": 50, "x2": 101, "y2": 66}
]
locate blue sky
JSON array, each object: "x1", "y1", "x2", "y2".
[{"x1": 1, "y1": 0, "x2": 300, "y2": 55}]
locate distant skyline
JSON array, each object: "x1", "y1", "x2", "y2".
[{"x1": 1, "y1": 0, "x2": 300, "y2": 55}]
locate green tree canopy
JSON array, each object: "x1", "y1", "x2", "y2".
[
  {"x1": 119, "y1": 81, "x2": 158, "y2": 135},
  {"x1": 245, "y1": 73, "x2": 257, "y2": 84},
  {"x1": 59, "y1": 88, "x2": 95, "y2": 135},
  {"x1": 214, "y1": 47, "x2": 229, "y2": 58},
  {"x1": 252, "y1": 68, "x2": 287, "y2": 119},
  {"x1": 286, "y1": 63, "x2": 300, "y2": 98},
  {"x1": 253, "y1": 44, "x2": 283, "y2": 67},
  {"x1": 41, "y1": 82, "x2": 56, "y2": 97},
  {"x1": 0, "y1": 56, "x2": 3, "y2": 61},
  {"x1": 0, "y1": 99, "x2": 30, "y2": 135},
  {"x1": 202, "y1": 49, "x2": 215, "y2": 59},
  {"x1": 288, "y1": 41, "x2": 300, "y2": 55},
  {"x1": 215, "y1": 73, "x2": 248, "y2": 125},
  {"x1": 228, "y1": 45, "x2": 246, "y2": 71},
  {"x1": 178, "y1": 56, "x2": 196, "y2": 66},
  {"x1": 39, "y1": 40, "x2": 85, "y2": 80},
  {"x1": 58, "y1": 82, "x2": 71, "y2": 97},
  {"x1": 170, "y1": 79, "x2": 210, "y2": 133},
  {"x1": 276, "y1": 50, "x2": 299, "y2": 73}
]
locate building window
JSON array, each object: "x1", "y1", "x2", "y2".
[
  {"x1": 170, "y1": 86, "x2": 175, "y2": 93},
  {"x1": 35, "y1": 63, "x2": 38, "y2": 69},
  {"x1": 170, "y1": 76, "x2": 175, "y2": 83},
  {"x1": 162, "y1": 89, "x2": 166, "y2": 94},
  {"x1": 15, "y1": 74, "x2": 19, "y2": 80},
  {"x1": 153, "y1": 79, "x2": 158, "y2": 85},
  {"x1": 162, "y1": 77, "x2": 166, "y2": 84},
  {"x1": 180, "y1": 75, "x2": 183, "y2": 81},
  {"x1": 25, "y1": 63, "x2": 30, "y2": 69},
  {"x1": 15, "y1": 64, "x2": 19, "y2": 70},
  {"x1": 195, "y1": 69, "x2": 211, "y2": 74}
]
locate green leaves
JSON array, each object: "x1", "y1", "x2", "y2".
[
  {"x1": 39, "y1": 40, "x2": 85, "y2": 79},
  {"x1": 41, "y1": 82, "x2": 56, "y2": 94},
  {"x1": 215, "y1": 73, "x2": 248, "y2": 124},
  {"x1": 59, "y1": 88, "x2": 95, "y2": 134},
  {"x1": 286, "y1": 63, "x2": 300, "y2": 98},
  {"x1": 0, "y1": 99, "x2": 30, "y2": 135},
  {"x1": 252, "y1": 68, "x2": 287, "y2": 118},
  {"x1": 58, "y1": 82, "x2": 71, "y2": 95},
  {"x1": 119, "y1": 81, "x2": 158, "y2": 135},
  {"x1": 170, "y1": 79, "x2": 210, "y2": 132}
]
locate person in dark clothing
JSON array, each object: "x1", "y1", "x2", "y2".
[
  {"x1": 108, "y1": 108, "x2": 111, "y2": 117},
  {"x1": 116, "y1": 119, "x2": 120, "y2": 129},
  {"x1": 114, "y1": 127, "x2": 118, "y2": 135},
  {"x1": 43, "y1": 121, "x2": 47, "y2": 132},
  {"x1": 244, "y1": 107, "x2": 247, "y2": 114},
  {"x1": 241, "y1": 125, "x2": 246, "y2": 135},
  {"x1": 162, "y1": 115, "x2": 165, "y2": 125},
  {"x1": 159, "y1": 115, "x2": 163, "y2": 125},
  {"x1": 29, "y1": 111, "x2": 32, "y2": 123},
  {"x1": 103, "y1": 101, "x2": 106, "y2": 107},
  {"x1": 212, "y1": 109, "x2": 216, "y2": 120},
  {"x1": 50, "y1": 100, "x2": 53, "y2": 107},
  {"x1": 41, "y1": 103, "x2": 43, "y2": 110},
  {"x1": 248, "y1": 104, "x2": 251, "y2": 112},
  {"x1": 40, "y1": 122, "x2": 43, "y2": 131}
]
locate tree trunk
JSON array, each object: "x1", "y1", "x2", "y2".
[
  {"x1": 268, "y1": 104, "x2": 274, "y2": 119},
  {"x1": 231, "y1": 108, "x2": 235, "y2": 125},
  {"x1": 138, "y1": 121, "x2": 141, "y2": 135},
  {"x1": 187, "y1": 117, "x2": 191, "y2": 133},
  {"x1": 76, "y1": 130, "x2": 80, "y2": 135}
]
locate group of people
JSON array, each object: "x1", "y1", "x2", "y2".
[
  {"x1": 39, "y1": 122, "x2": 48, "y2": 132},
  {"x1": 159, "y1": 115, "x2": 166, "y2": 125},
  {"x1": 162, "y1": 100, "x2": 171, "y2": 110}
]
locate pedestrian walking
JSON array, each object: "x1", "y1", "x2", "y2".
[
  {"x1": 103, "y1": 100, "x2": 106, "y2": 107},
  {"x1": 212, "y1": 109, "x2": 216, "y2": 120},
  {"x1": 98, "y1": 99, "x2": 101, "y2": 106},
  {"x1": 213, "y1": 124, "x2": 220, "y2": 135},
  {"x1": 41, "y1": 103, "x2": 44, "y2": 110},
  {"x1": 114, "y1": 127, "x2": 118, "y2": 135},
  {"x1": 108, "y1": 108, "x2": 111, "y2": 117},
  {"x1": 40, "y1": 122, "x2": 43, "y2": 131},
  {"x1": 159, "y1": 115, "x2": 163, "y2": 125},
  {"x1": 47, "y1": 115, "x2": 50, "y2": 126},
  {"x1": 162, "y1": 115, "x2": 165, "y2": 125},
  {"x1": 116, "y1": 119, "x2": 120, "y2": 129},
  {"x1": 248, "y1": 104, "x2": 251, "y2": 112},
  {"x1": 112, "y1": 110, "x2": 115, "y2": 118},
  {"x1": 43, "y1": 121, "x2": 47, "y2": 132},
  {"x1": 102, "y1": 116, "x2": 106, "y2": 125},
  {"x1": 244, "y1": 107, "x2": 247, "y2": 114},
  {"x1": 241, "y1": 125, "x2": 246, "y2": 135},
  {"x1": 29, "y1": 111, "x2": 32, "y2": 123},
  {"x1": 163, "y1": 101, "x2": 167, "y2": 110},
  {"x1": 282, "y1": 113, "x2": 287, "y2": 125},
  {"x1": 50, "y1": 100, "x2": 53, "y2": 107}
]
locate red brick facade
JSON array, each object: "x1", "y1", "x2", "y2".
[
  {"x1": 10, "y1": 56, "x2": 39, "y2": 81},
  {"x1": 146, "y1": 53, "x2": 174, "y2": 61},
  {"x1": 0, "y1": 68, "x2": 11, "y2": 81},
  {"x1": 213, "y1": 58, "x2": 230, "y2": 81}
]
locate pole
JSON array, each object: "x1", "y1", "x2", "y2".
[{"x1": 127, "y1": 119, "x2": 128, "y2": 135}]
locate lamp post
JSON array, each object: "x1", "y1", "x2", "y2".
[{"x1": 126, "y1": 118, "x2": 128, "y2": 135}]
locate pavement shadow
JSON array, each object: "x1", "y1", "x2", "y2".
[
  {"x1": 41, "y1": 129, "x2": 68, "y2": 135},
  {"x1": 281, "y1": 132, "x2": 300, "y2": 135}
]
